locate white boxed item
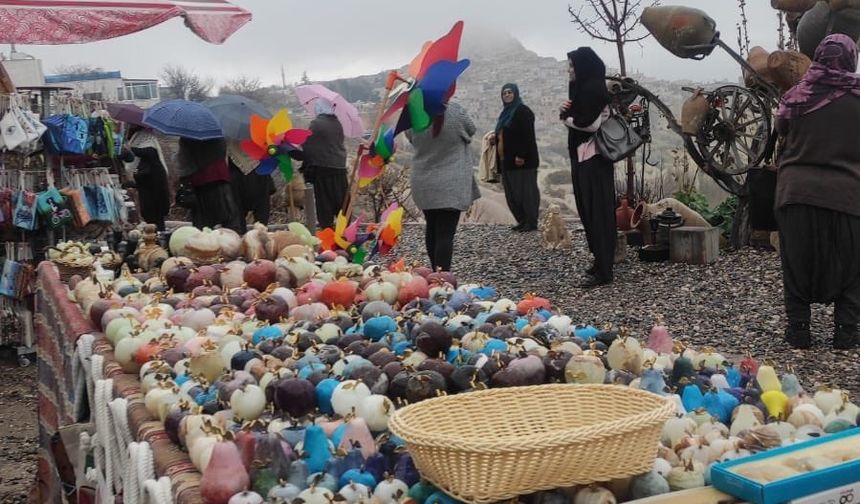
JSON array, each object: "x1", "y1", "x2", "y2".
[{"x1": 790, "y1": 481, "x2": 859, "y2": 504}]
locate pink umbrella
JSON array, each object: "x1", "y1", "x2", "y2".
[{"x1": 294, "y1": 84, "x2": 366, "y2": 138}]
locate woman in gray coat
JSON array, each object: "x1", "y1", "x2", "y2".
[{"x1": 407, "y1": 101, "x2": 480, "y2": 271}]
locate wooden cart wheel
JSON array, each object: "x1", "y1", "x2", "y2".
[{"x1": 690, "y1": 85, "x2": 771, "y2": 177}]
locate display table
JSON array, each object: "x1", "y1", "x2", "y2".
[
  {"x1": 32, "y1": 262, "x2": 749, "y2": 504},
  {"x1": 35, "y1": 262, "x2": 96, "y2": 504},
  {"x1": 92, "y1": 338, "x2": 203, "y2": 504}
]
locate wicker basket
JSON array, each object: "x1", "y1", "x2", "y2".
[
  {"x1": 48, "y1": 244, "x2": 94, "y2": 283},
  {"x1": 388, "y1": 384, "x2": 675, "y2": 504}
]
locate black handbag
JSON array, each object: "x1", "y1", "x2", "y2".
[
  {"x1": 175, "y1": 180, "x2": 197, "y2": 209},
  {"x1": 594, "y1": 114, "x2": 644, "y2": 162}
]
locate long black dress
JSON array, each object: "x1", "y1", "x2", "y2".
[
  {"x1": 229, "y1": 159, "x2": 275, "y2": 234},
  {"x1": 499, "y1": 105, "x2": 540, "y2": 230},
  {"x1": 563, "y1": 47, "x2": 616, "y2": 284},
  {"x1": 121, "y1": 147, "x2": 170, "y2": 231},
  {"x1": 300, "y1": 114, "x2": 348, "y2": 229}
]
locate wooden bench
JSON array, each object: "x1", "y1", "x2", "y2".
[{"x1": 669, "y1": 226, "x2": 721, "y2": 265}]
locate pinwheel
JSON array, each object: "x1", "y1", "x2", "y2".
[
  {"x1": 358, "y1": 127, "x2": 396, "y2": 188},
  {"x1": 384, "y1": 21, "x2": 470, "y2": 136},
  {"x1": 370, "y1": 203, "x2": 404, "y2": 256},
  {"x1": 344, "y1": 21, "x2": 470, "y2": 219},
  {"x1": 317, "y1": 211, "x2": 374, "y2": 264},
  {"x1": 240, "y1": 109, "x2": 312, "y2": 182}
]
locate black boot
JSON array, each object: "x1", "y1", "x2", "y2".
[
  {"x1": 834, "y1": 324, "x2": 859, "y2": 350},
  {"x1": 785, "y1": 320, "x2": 811, "y2": 349},
  {"x1": 585, "y1": 262, "x2": 596, "y2": 276}
]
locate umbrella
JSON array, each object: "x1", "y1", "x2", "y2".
[
  {"x1": 106, "y1": 103, "x2": 145, "y2": 127},
  {"x1": 204, "y1": 95, "x2": 271, "y2": 140},
  {"x1": 143, "y1": 99, "x2": 223, "y2": 140},
  {"x1": 294, "y1": 84, "x2": 366, "y2": 138},
  {"x1": 0, "y1": 0, "x2": 251, "y2": 45}
]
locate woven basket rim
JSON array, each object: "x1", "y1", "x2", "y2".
[{"x1": 389, "y1": 384, "x2": 675, "y2": 451}]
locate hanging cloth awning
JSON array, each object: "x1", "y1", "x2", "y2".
[{"x1": 0, "y1": 0, "x2": 251, "y2": 45}]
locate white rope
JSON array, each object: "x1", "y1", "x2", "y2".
[
  {"x1": 92, "y1": 379, "x2": 114, "y2": 502},
  {"x1": 124, "y1": 441, "x2": 157, "y2": 504},
  {"x1": 125, "y1": 443, "x2": 142, "y2": 504},
  {"x1": 143, "y1": 477, "x2": 173, "y2": 504},
  {"x1": 73, "y1": 334, "x2": 95, "y2": 421},
  {"x1": 109, "y1": 397, "x2": 133, "y2": 457},
  {"x1": 136, "y1": 443, "x2": 155, "y2": 494},
  {"x1": 91, "y1": 353, "x2": 104, "y2": 383}
]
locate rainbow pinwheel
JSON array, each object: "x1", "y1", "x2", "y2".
[
  {"x1": 240, "y1": 109, "x2": 312, "y2": 182},
  {"x1": 356, "y1": 21, "x2": 470, "y2": 189},
  {"x1": 384, "y1": 21, "x2": 470, "y2": 137}
]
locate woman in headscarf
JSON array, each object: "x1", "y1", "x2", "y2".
[
  {"x1": 493, "y1": 83, "x2": 540, "y2": 231},
  {"x1": 560, "y1": 47, "x2": 615, "y2": 288},
  {"x1": 407, "y1": 101, "x2": 480, "y2": 272},
  {"x1": 177, "y1": 137, "x2": 242, "y2": 232},
  {"x1": 227, "y1": 140, "x2": 275, "y2": 234},
  {"x1": 120, "y1": 125, "x2": 170, "y2": 231},
  {"x1": 299, "y1": 98, "x2": 348, "y2": 229},
  {"x1": 775, "y1": 33, "x2": 860, "y2": 350}
]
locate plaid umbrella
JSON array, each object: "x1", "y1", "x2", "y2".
[
  {"x1": 0, "y1": 0, "x2": 251, "y2": 44},
  {"x1": 204, "y1": 94, "x2": 271, "y2": 140}
]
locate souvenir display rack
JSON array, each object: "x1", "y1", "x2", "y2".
[{"x1": 1, "y1": 91, "x2": 134, "y2": 364}]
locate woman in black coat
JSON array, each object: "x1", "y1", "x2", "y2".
[
  {"x1": 493, "y1": 83, "x2": 540, "y2": 231},
  {"x1": 561, "y1": 47, "x2": 615, "y2": 288},
  {"x1": 120, "y1": 126, "x2": 170, "y2": 231}
]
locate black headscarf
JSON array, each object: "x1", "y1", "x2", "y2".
[{"x1": 564, "y1": 47, "x2": 610, "y2": 128}]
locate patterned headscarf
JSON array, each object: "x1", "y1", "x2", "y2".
[{"x1": 777, "y1": 33, "x2": 860, "y2": 120}]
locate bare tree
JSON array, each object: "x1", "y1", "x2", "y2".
[
  {"x1": 53, "y1": 63, "x2": 104, "y2": 75},
  {"x1": 219, "y1": 75, "x2": 265, "y2": 101},
  {"x1": 567, "y1": 0, "x2": 658, "y2": 76},
  {"x1": 358, "y1": 163, "x2": 418, "y2": 222},
  {"x1": 568, "y1": 0, "x2": 659, "y2": 204},
  {"x1": 160, "y1": 65, "x2": 214, "y2": 101}
]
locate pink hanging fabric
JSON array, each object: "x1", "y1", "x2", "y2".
[{"x1": 0, "y1": 0, "x2": 251, "y2": 45}]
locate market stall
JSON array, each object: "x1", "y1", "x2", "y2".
[{"x1": 34, "y1": 216, "x2": 859, "y2": 504}]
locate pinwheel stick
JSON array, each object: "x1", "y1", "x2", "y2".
[{"x1": 343, "y1": 70, "x2": 407, "y2": 221}]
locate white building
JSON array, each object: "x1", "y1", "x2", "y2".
[{"x1": 44, "y1": 71, "x2": 160, "y2": 107}]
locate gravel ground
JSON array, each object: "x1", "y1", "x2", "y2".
[
  {"x1": 394, "y1": 223, "x2": 860, "y2": 397},
  {"x1": 0, "y1": 357, "x2": 37, "y2": 503}
]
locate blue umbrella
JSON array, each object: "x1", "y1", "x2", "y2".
[
  {"x1": 142, "y1": 99, "x2": 223, "y2": 140},
  {"x1": 203, "y1": 95, "x2": 271, "y2": 140}
]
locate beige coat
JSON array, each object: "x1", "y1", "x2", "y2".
[{"x1": 479, "y1": 131, "x2": 500, "y2": 183}]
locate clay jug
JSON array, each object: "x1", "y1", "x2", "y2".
[
  {"x1": 641, "y1": 6, "x2": 718, "y2": 59},
  {"x1": 615, "y1": 199, "x2": 634, "y2": 231},
  {"x1": 768, "y1": 50, "x2": 812, "y2": 92},
  {"x1": 681, "y1": 90, "x2": 710, "y2": 135},
  {"x1": 831, "y1": 0, "x2": 860, "y2": 10},
  {"x1": 745, "y1": 46, "x2": 775, "y2": 87},
  {"x1": 771, "y1": 0, "x2": 818, "y2": 11}
]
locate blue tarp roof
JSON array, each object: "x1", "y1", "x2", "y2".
[{"x1": 45, "y1": 71, "x2": 122, "y2": 83}]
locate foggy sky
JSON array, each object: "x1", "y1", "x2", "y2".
[{"x1": 14, "y1": 0, "x2": 780, "y2": 86}]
